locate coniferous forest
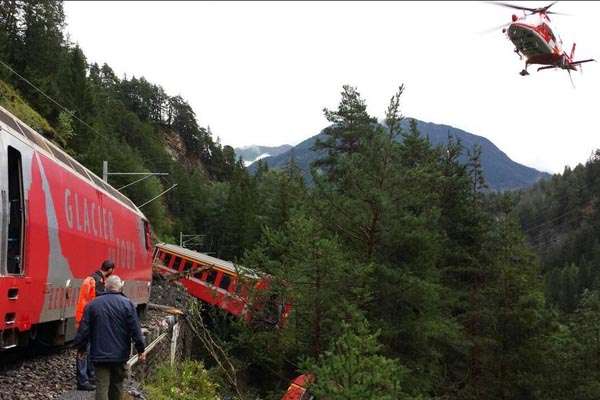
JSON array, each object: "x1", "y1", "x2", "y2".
[{"x1": 2, "y1": 2, "x2": 600, "y2": 399}]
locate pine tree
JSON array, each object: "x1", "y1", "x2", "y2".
[
  {"x1": 311, "y1": 85, "x2": 405, "y2": 260},
  {"x1": 312, "y1": 85, "x2": 377, "y2": 181},
  {"x1": 243, "y1": 212, "x2": 371, "y2": 358},
  {"x1": 305, "y1": 312, "x2": 414, "y2": 400},
  {"x1": 20, "y1": 0, "x2": 66, "y2": 121}
]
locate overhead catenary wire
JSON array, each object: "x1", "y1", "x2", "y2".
[
  {"x1": 522, "y1": 206, "x2": 582, "y2": 235},
  {"x1": 517, "y1": 170, "x2": 600, "y2": 236},
  {"x1": 137, "y1": 184, "x2": 178, "y2": 208},
  {"x1": 117, "y1": 173, "x2": 157, "y2": 191}
]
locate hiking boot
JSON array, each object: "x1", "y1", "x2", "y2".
[{"x1": 77, "y1": 383, "x2": 96, "y2": 391}]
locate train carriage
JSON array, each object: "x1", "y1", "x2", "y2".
[
  {"x1": 153, "y1": 243, "x2": 291, "y2": 327},
  {"x1": 0, "y1": 106, "x2": 154, "y2": 350},
  {"x1": 281, "y1": 374, "x2": 315, "y2": 400}
]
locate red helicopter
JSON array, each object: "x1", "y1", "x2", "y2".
[{"x1": 487, "y1": 1, "x2": 595, "y2": 79}]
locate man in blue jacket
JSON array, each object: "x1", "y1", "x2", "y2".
[{"x1": 74, "y1": 275, "x2": 146, "y2": 400}]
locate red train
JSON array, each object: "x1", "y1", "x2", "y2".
[
  {"x1": 281, "y1": 374, "x2": 314, "y2": 400},
  {"x1": 153, "y1": 242, "x2": 291, "y2": 327},
  {"x1": 0, "y1": 106, "x2": 154, "y2": 350}
]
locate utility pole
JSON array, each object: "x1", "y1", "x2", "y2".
[
  {"x1": 102, "y1": 160, "x2": 108, "y2": 183},
  {"x1": 179, "y1": 233, "x2": 204, "y2": 248},
  {"x1": 178, "y1": 233, "x2": 214, "y2": 254}
]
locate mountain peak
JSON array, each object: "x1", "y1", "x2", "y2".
[
  {"x1": 247, "y1": 119, "x2": 550, "y2": 191},
  {"x1": 234, "y1": 144, "x2": 293, "y2": 166}
]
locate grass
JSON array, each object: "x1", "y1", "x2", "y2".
[{"x1": 0, "y1": 79, "x2": 55, "y2": 137}]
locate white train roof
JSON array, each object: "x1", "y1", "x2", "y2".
[
  {"x1": 156, "y1": 242, "x2": 261, "y2": 279},
  {"x1": 0, "y1": 105, "x2": 146, "y2": 218}
]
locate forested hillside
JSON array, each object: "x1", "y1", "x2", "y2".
[
  {"x1": 3, "y1": 2, "x2": 600, "y2": 399},
  {"x1": 516, "y1": 151, "x2": 600, "y2": 312},
  {"x1": 0, "y1": 0, "x2": 244, "y2": 245}
]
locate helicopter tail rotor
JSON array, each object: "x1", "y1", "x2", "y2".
[
  {"x1": 568, "y1": 69, "x2": 575, "y2": 88},
  {"x1": 570, "y1": 59, "x2": 596, "y2": 67}
]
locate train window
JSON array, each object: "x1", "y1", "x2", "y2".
[
  {"x1": 144, "y1": 221, "x2": 152, "y2": 250},
  {"x1": 70, "y1": 160, "x2": 93, "y2": 181},
  {"x1": 219, "y1": 275, "x2": 231, "y2": 291},
  {"x1": 46, "y1": 141, "x2": 75, "y2": 169},
  {"x1": 90, "y1": 173, "x2": 111, "y2": 193},
  {"x1": 301, "y1": 392, "x2": 315, "y2": 400},
  {"x1": 0, "y1": 109, "x2": 21, "y2": 134},
  {"x1": 7, "y1": 146, "x2": 24, "y2": 275},
  {"x1": 163, "y1": 253, "x2": 172, "y2": 267},
  {"x1": 19, "y1": 122, "x2": 51, "y2": 153},
  {"x1": 206, "y1": 270, "x2": 218, "y2": 285},
  {"x1": 183, "y1": 260, "x2": 193, "y2": 272},
  {"x1": 173, "y1": 257, "x2": 182, "y2": 271}
]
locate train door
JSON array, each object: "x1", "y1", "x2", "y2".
[
  {"x1": 6, "y1": 145, "x2": 25, "y2": 275},
  {"x1": 0, "y1": 134, "x2": 29, "y2": 349}
]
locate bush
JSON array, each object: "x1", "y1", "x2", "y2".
[{"x1": 144, "y1": 360, "x2": 219, "y2": 400}]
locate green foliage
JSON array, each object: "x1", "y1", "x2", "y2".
[
  {"x1": 144, "y1": 360, "x2": 219, "y2": 400},
  {"x1": 0, "y1": 79, "x2": 55, "y2": 136},
  {"x1": 0, "y1": 0, "x2": 247, "y2": 241},
  {"x1": 305, "y1": 313, "x2": 415, "y2": 400},
  {"x1": 55, "y1": 110, "x2": 73, "y2": 147},
  {"x1": 540, "y1": 290, "x2": 600, "y2": 400},
  {"x1": 516, "y1": 150, "x2": 600, "y2": 312},
  {"x1": 244, "y1": 212, "x2": 372, "y2": 357},
  {"x1": 4, "y1": 2, "x2": 593, "y2": 397}
]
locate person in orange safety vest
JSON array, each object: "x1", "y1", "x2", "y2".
[{"x1": 74, "y1": 260, "x2": 115, "y2": 391}]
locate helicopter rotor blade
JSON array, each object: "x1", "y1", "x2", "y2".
[
  {"x1": 484, "y1": 1, "x2": 537, "y2": 13},
  {"x1": 570, "y1": 59, "x2": 596, "y2": 66},
  {"x1": 542, "y1": 1, "x2": 558, "y2": 12},
  {"x1": 478, "y1": 22, "x2": 511, "y2": 34},
  {"x1": 546, "y1": 11, "x2": 572, "y2": 16},
  {"x1": 484, "y1": 1, "x2": 569, "y2": 16}
]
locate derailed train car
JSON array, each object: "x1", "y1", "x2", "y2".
[
  {"x1": 0, "y1": 106, "x2": 154, "y2": 350},
  {"x1": 153, "y1": 242, "x2": 292, "y2": 328}
]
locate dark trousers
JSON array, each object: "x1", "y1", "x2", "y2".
[
  {"x1": 76, "y1": 343, "x2": 96, "y2": 386},
  {"x1": 94, "y1": 362, "x2": 127, "y2": 400}
]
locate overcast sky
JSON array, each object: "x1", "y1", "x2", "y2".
[{"x1": 64, "y1": 1, "x2": 600, "y2": 173}]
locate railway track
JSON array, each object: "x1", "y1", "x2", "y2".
[
  {"x1": 0, "y1": 305, "x2": 176, "y2": 400},
  {"x1": 0, "y1": 345, "x2": 77, "y2": 399}
]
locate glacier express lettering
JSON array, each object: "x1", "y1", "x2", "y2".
[{"x1": 64, "y1": 188, "x2": 136, "y2": 269}]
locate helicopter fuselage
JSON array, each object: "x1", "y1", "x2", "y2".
[
  {"x1": 507, "y1": 22, "x2": 567, "y2": 67},
  {"x1": 491, "y1": 2, "x2": 594, "y2": 77}
]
